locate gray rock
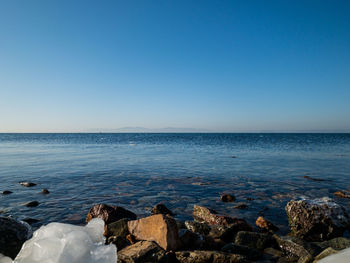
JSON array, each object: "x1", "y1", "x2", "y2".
[
  {"x1": 222, "y1": 243, "x2": 262, "y2": 260},
  {"x1": 175, "y1": 250, "x2": 250, "y2": 263},
  {"x1": 106, "y1": 218, "x2": 129, "y2": 238},
  {"x1": 235, "y1": 231, "x2": 274, "y2": 250},
  {"x1": 313, "y1": 237, "x2": 350, "y2": 250},
  {"x1": 314, "y1": 247, "x2": 338, "y2": 262},
  {"x1": 273, "y1": 235, "x2": 313, "y2": 263},
  {"x1": 0, "y1": 217, "x2": 32, "y2": 259},
  {"x1": 285, "y1": 197, "x2": 350, "y2": 241}
]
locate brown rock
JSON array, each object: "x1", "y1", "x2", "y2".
[
  {"x1": 86, "y1": 204, "x2": 136, "y2": 225},
  {"x1": 117, "y1": 240, "x2": 167, "y2": 263},
  {"x1": 256, "y1": 216, "x2": 279, "y2": 232},
  {"x1": 193, "y1": 205, "x2": 249, "y2": 227},
  {"x1": 334, "y1": 190, "x2": 350, "y2": 199},
  {"x1": 127, "y1": 214, "x2": 180, "y2": 251},
  {"x1": 151, "y1": 203, "x2": 174, "y2": 216},
  {"x1": 221, "y1": 194, "x2": 236, "y2": 202}
]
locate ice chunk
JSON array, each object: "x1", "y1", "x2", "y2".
[
  {"x1": 0, "y1": 254, "x2": 13, "y2": 263},
  {"x1": 318, "y1": 247, "x2": 350, "y2": 263},
  {"x1": 13, "y1": 218, "x2": 116, "y2": 263}
]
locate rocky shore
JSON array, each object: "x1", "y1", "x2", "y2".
[{"x1": 1, "y1": 191, "x2": 350, "y2": 262}]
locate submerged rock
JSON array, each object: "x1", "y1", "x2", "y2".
[
  {"x1": 25, "y1": 201, "x2": 39, "y2": 207},
  {"x1": 19, "y1": 182, "x2": 36, "y2": 187},
  {"x1": 334, "y1": 191, "x2": 350, "y2": 199},
  {"x1": 256, "y1": 216, "x2": 279, "y2": 232},
  {"x1": 86, "y1": 204, "x2": 137, "y2": 225},
  {"x1": 221, "y1": 194, "x2": 236, "y2": 202},
  {"x1": 285, "y1": 197, "x2": 350, "y2": 241},
  {"x1": 234, "y1": 204, "x2": 248, "y2": 210},
  {"x1": 127, "y1": 214, "x2": 180, "y2": 251},
  {"x1": 2, "y1": 190, "x2": 13, "y2": 195},
  {"x1": 22, "y1": 218, "x2": 40, "y2": 225},
  {"x1": 0, "y1": 217, "x2": 32, "y2": 259},
  {"x1": 42, "y1": 188, "x2": 50, "y2": 194},
  {"x1": 151, "y1": 203, "x2": 174, "y2": 216},
  {"x1": 117, "y1": 241, "x2": 167, "y2": 263}
]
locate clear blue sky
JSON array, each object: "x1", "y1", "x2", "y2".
[{"x1": 0, "y1": 0, "x2": 349, "y2": 132}]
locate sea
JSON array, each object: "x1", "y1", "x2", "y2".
[{"x1": 1, "y1": 133, "x2": 350, "y2": 234}]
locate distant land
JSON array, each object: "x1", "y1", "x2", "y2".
[{"x1": 87, "y1": 127, "x2": 212, "y2": 133}]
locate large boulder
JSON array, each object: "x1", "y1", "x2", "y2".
[
  {"x1": 127, "y1": 214, "x2": 180, "y2": 251},
  {"x1": 86, "y1": 204, "x2": 137, "y2": 225},
  {"x1": 285, "y1": 198, "x2": 350, "y2": 241},
  {"x1": 193, "y1": 205, "x2": 251, "y2": 228},
  {"x1": 0, "y1": 217, "x2": 32, "y2": 259},
  {"x1": 117, "y1": 241, "x2": 167, "y2": 263}
]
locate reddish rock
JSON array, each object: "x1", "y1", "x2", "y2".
[
  {"x1": 193, "y1": 205, "x2": 243, "y2": 226},
  {"x1": 86, "y1": 204, "x2": 136, "y2": 225},
  {"x1": 127, "y1": 214, "x2": 180, "y2": 251},
  {"x1": 334, "y1": 191, "x2": 350, "y2": 199},
  {"x1": 256, "y1": 216, "x2": 279, "y2": 232}
]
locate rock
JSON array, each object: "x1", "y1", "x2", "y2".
[
  {"x1": 221, "y1": 194, "x2": 236, "y2": 202},
  {"x1": 334, "y1": 191, "x2": 350, "y2": 199},
  {"x1": 273, "y1": 235, "x2": 313, "y2": 263},
  {"x1": 303, "y1": 176, "x2": 328, "y2": 182},
  {"x1": 222, "y1": 243, "x2": 262, "y2": 260},
  {"x1": 22, "y1": 218, "x2": 40, "y2": 225},
  {"x1": 117, "y1": 240, "x2": 167, "y2": 263},
  {"x1": 178, "y1": 229, "x2": 205, "y2": 250},
  {"x1": 176, "y1": 220, "x2": 186, "y2": 230},
  {"x1": 2, "y1": 190, "x2": 13, "y2": 195},
  {"x1": 19, "y1": 182, "x2": 36, "y2": 187},
  {"x1": 42, "y1": 188, "x2": 50, "y2": 194},
  {"x1": 107, "y1": 235, "x2": 130, "y2": 250},
  {"x1": 86, "y1": 204, "x2": 137, "y2": 225},
  {"x1": 106, "y1": 218, "x2": 129, "y2": 237},
  {"x1": 175, "y1": 250, "x2": 249, "y2": 263},
  {"x1": 193, "y1": 205, "x2": 248, "y2": 226},
  {"x1": 314, "y1": 247, "x2": 338, "y2": 262},
  {"x1": 25, "y1": 201, "x2": 39, "y2": 207},
  {"x1": 234, "y1": 204, "x2": 248, "y2": 210},
  {"x1": 285, "y1": 197, "x2": 350, "y2": 241},
  {"x1": 313, "y1": 237, "x2": 350, "y2": 250},
  {"x1": 127, "y1": 214, "x2": 180, "y2": 251},
  {"x1": 0, "y1": 217, "x2": 32, "y2": 259},
  {"x1": 185, "y1": 221, "x2": 211, "y2": 235},
  {"x1": 151, "y1": 203, "x2": 174, "y2": 216},
  {"x1": 235, "y1": 231, "x2": 274, "y2": 251},
  {"x1": 256, "y1": 216, "x2": 279, "y2": 232},
  {"x1": 263, "y1": 247, "x2": 283, "y2": 258}
]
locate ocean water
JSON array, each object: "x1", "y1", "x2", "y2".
[{"x1": 1, "y1": 133, "x2": 350, "y2": 234}]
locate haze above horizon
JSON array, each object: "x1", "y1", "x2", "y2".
[{"x1": 1, "y1": 0, "x2": 349, "y2": 133}]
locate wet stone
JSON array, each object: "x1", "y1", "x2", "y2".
[
  {"x1": 86, "y1": 204, "x2": 137, "y2": 225},
  {"x1": 2, "y1": 190, "x2": 13, "y2": 195},
  {"x1": 19, "y1": 182, "x2": 36, "y2": 187},
  {"x1": 151, "y1": 203, "x2": 174, "y2": 216},
  {"x1": 221, "y1": 194, "x2": 236, "y2": 202},
  {"x1": 235, "y1": 231, "x2": 274, "y2": 251},
  {"x1": 25, "y1": 201, "x2": 39, "y2": 207},
  {"x1": 42, "y1": 188, "x2": 50, "y2": 194}
]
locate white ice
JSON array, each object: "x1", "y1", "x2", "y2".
[
  {"x1": 318, "y1": 247, "x2": 350, "y2": 263},
  {"x1": 7, "y1": 218, "x2": 116, "y2": 263}
]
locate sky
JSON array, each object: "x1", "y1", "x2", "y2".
[{"x1": 0, "y1": 0, "x2": 349, "y2": 132}]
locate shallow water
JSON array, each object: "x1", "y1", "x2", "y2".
[{"x1": 1, "y1": 133, "x2": 350, "y2": 234}]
